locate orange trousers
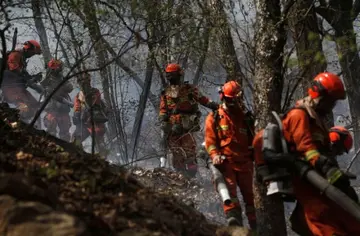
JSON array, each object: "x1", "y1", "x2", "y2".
[
  {"x1": 217, "y1": 161, "x2": 256, "y2": 224},
  {"x1": 168, "y1": 132, "x2": 197, "y2": 176},
  {"x1": 44, "y1": 112, "x2": 71, "y2": 141},
  {"x1": 72, "y1": 123, "x2": 107, "y2": 155},
  {"x1": 2, "y1": 86, "x2": 38, "y2": 120},
  {"x1": 293, "y1": 176, "x2": 360, "y2": 236}
]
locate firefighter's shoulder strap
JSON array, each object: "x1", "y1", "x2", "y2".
[
  {"x1": 212, "y1": 109, "x2": 221, "y2": 151},
  {"x1": 161, "y1": 89, "x2": 170, "y2": 119}
]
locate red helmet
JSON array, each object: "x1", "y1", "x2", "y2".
[
  {"x1": 165, "y1": 63, "x2": 182, "y2": 73},
  {"x1": 23, "y1": 40, "x2": 42, "y2": 54},
  {"x1": 48, "y1": 59, "x2": 63, "y2": 70},
  {"x1": 329, "y1": 126, "x2": 353, "y2": 153},
  {"x1": 221, "y1": 81, "x2": 241, "y2": 98},
  {"x1": 308, "y1": 72, "x2": 346, "y2": 100}
]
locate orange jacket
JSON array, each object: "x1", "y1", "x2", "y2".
[
  {"x1": 253, "y1": 106, "x2": 329, "y2": 167},
  {"x1": 205, "y1": 105, "x2": 252, "y2": 164},
  {"x1": 159, "y1": 84, "x2": 211, "y2": 124},
  {"x1": 7, "y1": 50, "x2": 26, "y2": 73},
  {"x1": 74, "y1": 88, "x2": 102, "y2": 112}
]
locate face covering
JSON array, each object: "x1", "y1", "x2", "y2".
[
  {"x1": 168, "y1": 77, "x2": 181, "y2": 85},
  {"x1": 315, "y1": 97, "x2": 337, "y2": 116},
  {"x1": 224, "y1": 97, "x2": 243, "y2": 111}
]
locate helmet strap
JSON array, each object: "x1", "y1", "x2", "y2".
[
  {"x1": 167, "y1": 73, "x2": 181, "y2": 85},
  {"x1": 310, "y1": 80, "x2": 326, "y2": 99}
]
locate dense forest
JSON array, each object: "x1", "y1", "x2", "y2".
[{"x1": 1, "y1": 0, "x2": 360, "y2": 235}]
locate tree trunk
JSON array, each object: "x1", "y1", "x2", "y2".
[
  {"x1": 317, "y1": 0, "x2": 360, "y2": 150},
  {"x1": 69, "y1": 1, "x2": 159, "y2": 110},
  {"x1": 82, "y1": 0, "x2": 120, "y2": 154},
  {"x1": 31, "y1": 0, "x2": 51, "y2": 64},
  {"x1": 128, "y1": 2, "x2": 157, "y2": 164},
  {"x1": 288, "y1": 0, "x2": 333, "y2": 126},
  {"x1": 288, "y1": 0, "x2": 326, "y2": 95},
  {"x1": 43, "y1": 1, "x2": 71, "y2": 68},
  {"x1": 253, "y1": 0, "x2": 287, "y2": 235},
  {"x1": 128, "y1": 53, "x2": 154, "y2": 164},
  {"x1": 210, "y1": 0, "x2": 245, "y2": 84}
]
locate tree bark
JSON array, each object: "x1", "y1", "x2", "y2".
[
  {"x1": 128, "y1": 1, "x2": 157, "y2": 164},
  {"x1": 253, "y1": 0, "x2": 287, "y2": 235},
  {"x1": 82, "y1": 0, "x2": 120, "y2": 154},
  {"x1": 210, "y1": 0, "x2": 245, "y2": 84},
  {"x1": 317, "y1": 0, "x2": 360, "y2": 150},
  {"x1": 288, "y1": 0, "x2": 333, "y2": 126},
  {"x1": 288, "y1": 0, "x2": 326, "y2": 95},
  {"x1": 31, "y1": 0, "x2": 51, "y2": 64},
  {"x1": 69, "y1": 0, "x2": 159, "y2": 110}
]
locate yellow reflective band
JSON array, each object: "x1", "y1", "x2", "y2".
[
  {"x1": 207, "y1": 145, "x2": 217, "y2": 153},
  {"x1": 305, "y1": 149, "x2": 320, "y2": 161},
  {"x1": 166, "y1": 100, "x2": 176, "y2": 105},
  {"x1": 219, "y1": 125, "x2": 229, "y2": 131},
  {"x1": 328, "y1": 169, "x2": 343, "y2": 184}
]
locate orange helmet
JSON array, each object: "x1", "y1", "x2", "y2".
[
  {"x1": 329, "y1": 126, "x2": 353, "y2": 153},
  {"x1": 221, "y1": 81, "x2": 241, "y2": 98},
  {"x1": 23, "y1": 40, "x2": 42, "y2": 54},
  {"x1": 308, "y1": 72, "x2": 346, "y2": 100},
  {"x1": 165, "y1": 63, "x2": 183, "y2": 73},
  {"x1": 48, "y1": 59, "x2": 63, "y2": 71}
]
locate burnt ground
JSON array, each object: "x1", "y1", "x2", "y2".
[{"x1": 0, "y1": 103, "x2": 253, "y2": 236}]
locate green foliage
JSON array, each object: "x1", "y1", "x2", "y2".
[
  {"x1": 307, "y1": 31, "x2": 318, "y2": 41},
  {"x1": 286, "y1": 57, "x2": 298, "y2": 69},
  {"x1": 314, "y1": 51, "x2": 326, "y2": 64}
]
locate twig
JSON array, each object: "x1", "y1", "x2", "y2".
[
  {"x1": 0, "y1": 23, "x2": 11, "y2": 86},
  {"x1": 28, "y1": 38, "x2": 118, "y2": 128}
]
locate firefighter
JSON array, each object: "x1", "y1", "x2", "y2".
[
  {"x1": 328, "y1": 126, "x2": 358, "y2": 201},
  {"x1": 253, "y1": 72, "x2": 360, "y2": 235},
  {"x1": 41, "y1": 59, "x2": 73, "y2": 141},
  {"x1": 71, "y1": 72, "x2": 108, "y2": 156},
  {"x1": 159, "y1": 63, "x2": 218, "y2": 178},
  {"x1": 2, "y1": 40, "x2": 42, "y2": 122},
  {"x1": 329, "y1": 126, "x2": 353, "y2": 156},
  {"x1": 289, "y1": 126, "x2": 357, "y2": 236},
  {"x1": 204, "y1": 81, "x2": 256, "y2": 229}
]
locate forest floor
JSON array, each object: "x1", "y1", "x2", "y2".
[{"x1": 0, "y1": 103, "x2": 251, "y2": 236}]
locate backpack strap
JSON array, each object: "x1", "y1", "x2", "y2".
[{"x1": 212, "y1": 109, "x2": 222, "y2": 152}]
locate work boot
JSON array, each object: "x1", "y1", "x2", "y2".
[
  {"x1": 225, "y1": 208, "x2": 243, "y2": 227},
  {"x1": 185, "y1": 162, "x2": 198, "y2": 179}
]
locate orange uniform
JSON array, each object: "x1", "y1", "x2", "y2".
[
  {"x1": 253, "y1": 105, "x2": 360, "y2": 235},
  {"x1": 159, "y1": 83, "x2": 216, "y2": 176},
  {"x1": 72, "y1": 88, "x2": 107, "y2": 154},
  {"x1": 42, "y1": 69, "x2": 73, "y2": 141},
  {"x1": 159, "y1": 83, "x2": 213, "y2": 126},
  {"x1": 205, "y1": 105, "x2": 255, "y2": 227},
  {"x1": 2, "y1": 50, "x2": 38, "y2": 121},
  {"x1": 7, "y1": 50, "x2": 26, "y2": 72}
]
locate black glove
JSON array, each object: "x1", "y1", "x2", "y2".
[
  {"x1": 72, "y1": 112, "x2": 81, "y2": 125},
  {"x1": 344, "y1": 171, "x2": 357, "y2": 180},
  {"x1": 207, "y1": 101, "x2": 219, "y2": 111},
  {"x1": 345, "y1": 186, "x2": 359, "y2": 202},
  {"x1": 315, "y1": 155, "x2": 350, "y2": 192}
]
